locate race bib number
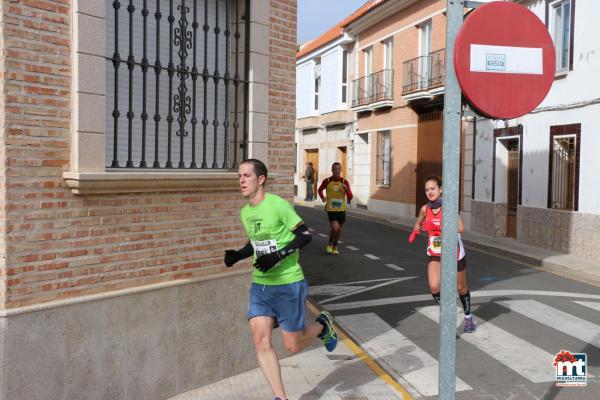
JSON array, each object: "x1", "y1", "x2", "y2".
[
  {"x1": 427, "y1": 236, "x2": 442, "y2": 256},
  {"x1": 330, "y1": 198, "x2": 343, "y2": 209},
  {"x1": 252, "y1": 239, "x2": 278, "y2": 257}
]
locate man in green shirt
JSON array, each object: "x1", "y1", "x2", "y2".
[{"x1": 224, "y1": 159, "x2": 338, "y2": 400}]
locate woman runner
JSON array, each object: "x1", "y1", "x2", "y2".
[{"x1": 408, "y1": 175, "x2": 476, "y2": 333}]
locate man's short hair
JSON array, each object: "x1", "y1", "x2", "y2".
[
  {"x1": 332, "y1": 162, "x2": 341, "y2": 168},
  {"x1": 241, "y1": 158, "x2": 268, "y2": 182}
]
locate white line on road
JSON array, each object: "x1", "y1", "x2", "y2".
[
  {"x1": 498, "y1": 299, "x2": 600, "y2": 349},
  {"x1": 325, "y1": 289, "x2": 600, "y2": 311},
  {"x1": 320, "y1": 277, "x2": 417, "y2": 305},
  {"x1": 418, "y1": 306, "x2": 556, "y2": 383},
  {"x1": 346, "y1": 246, "x2": 360, "y2": 251},
  {"x1": 336, "y1": 313, "x2": 472, "y2": 397},
  {"x1": 385, "y1": 264, "x2": 404, "y2": 271},
  {"x1": 364, "y1": 253, "x2": 380, "y2": 260},
  {"x1": 318, "y1": 233, "x2": 328, "y2": 238},
  {"x1": 574, "y1": 300, "x2": 600, "y2": 313}
]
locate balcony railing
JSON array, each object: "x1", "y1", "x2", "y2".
[
  {"x1": 352, "y1": 69, "x2": 394, "y2": 108},
  {"x1": 402, "y1": 49, "x2": 445, "y2": 95}
]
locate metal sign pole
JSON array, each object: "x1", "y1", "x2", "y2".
[{"x1": 439, "y1": 1, "x2": 463, "y2": 399}]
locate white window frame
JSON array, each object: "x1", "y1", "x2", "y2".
[
  {"x1": 376, "y1": 130, "x2": 391, "y2": 186},
  {"x1": 549, "y1": 0, "x2": 572, "y2": 72},
  {"x1": 341, "y1": 49, "x2": 348, "y2": 104},
  {"x1": 314, "y1": 61, "x2": 321, "y2": 111}
]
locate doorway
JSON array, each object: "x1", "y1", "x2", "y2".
[
  {"x1": 337, "y1": 146, "x2": 348, "y2": 179},
  {"x1": 506, "y1": 139, "x2": 520, "y2": 238},
  {"x1": 416, "y1": 108, "x2": 443, "y2": 214},
  {"x1": 305, "y1": 149, "x2": 319, "y2": 196}
]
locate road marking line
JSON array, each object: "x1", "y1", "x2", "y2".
[
  {"x1": 498, "y1": 299, "x2": 600, "y2": 349},
  {"x1": 320, "y1": 277, "x2": 417, "y2": 305},
  {"x1": 306, "y1": 303, "x2": 413, "y2": 399},
  {"x1": 385, "y1": 264, "x2": 405, "y2": 271},
  {"x1": 318, "y1": 233, "x2": 328, "y2": 238},
  {"x1": 337, "y1": 313, "x2": 472, "y2": 397},
  {"x1": 325, "y1": 289, "x2": 600, "y2": 311},
  {"x1": 574, "y1": 300, "x2": 600, "y2": 313},
  {"x1": 364, "y1": 253, "x2": 380, "y2": 260},
  {"x1": 346, "y1": 246, "x2": 360, "y2": 251},
  {"x1": 338, "y1": 240, "x2": 343, "y2": 244},
  {"x1": 418, "y1": 306, "x2": 555, "y2": 383}
]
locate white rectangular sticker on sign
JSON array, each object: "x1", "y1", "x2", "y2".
[{"x1": 470, "y1": 44, "x2": 543, "y2": 74}]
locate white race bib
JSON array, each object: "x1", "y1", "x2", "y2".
[
  {"x1": 427, "y1": 236, "x2": 442, "y2": 256},
  {"x1": 331, "y1": 198, "x2": 343, "y2": 209},
  {"x1": 252, "y1": 239, "x2": 278, "y2": 257}
]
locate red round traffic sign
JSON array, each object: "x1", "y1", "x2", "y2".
[{"x1": 454, "y1": 2, "x2": 555, "y2": 119}]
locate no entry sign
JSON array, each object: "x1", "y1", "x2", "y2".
[{"x1": 454, "y1": 2, "x2": 555, "y2": 119}]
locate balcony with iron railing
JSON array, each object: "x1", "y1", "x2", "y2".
[
  {"x1": 402, "y1": 49, "x2": 445, "y2": 99},
  {"x1": 352, "y1": 69, "x2": 394, "y2": 111}
]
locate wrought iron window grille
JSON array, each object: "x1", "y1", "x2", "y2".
[{"x1": 107, "y1": 0, "x2": 250, "y2": 170}]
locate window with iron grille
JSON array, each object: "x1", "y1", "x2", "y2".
[
  {"x1": 341, "y1": 50, "x2": 348, "y2": 104},
  {"x1": 106, "y1": 0, "x2": 249, "y2": 169},
  {"x1": 314, "y1": 61, "x2": 320, "y2": 111},
  {"x1": 548, "y1": 124, "x2": 580, "y2": 211},
  {"x1": 376, "y1": 131, "x2": 391, "y2": 186}
]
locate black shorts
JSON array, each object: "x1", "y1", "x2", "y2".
[
  {"x1": 428, "y1": 256, "x2": 467, "y2": 271},
  {"x1": 327, "y1": 211, "x2": 346, "y2": 224}
]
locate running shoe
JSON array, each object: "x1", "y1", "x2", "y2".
[
  {"x1": 332, "y1": 246, "x2": 339, "y2": 255},
  {"x1": 317, "y1": 311, "x2": 338, "y2": 352},
  {"x1": 464, "y1": 315, "x2": 477, "y2": 333},
  {"x1": 326, "y1": 245, "x2": 333, "y2": 254}
]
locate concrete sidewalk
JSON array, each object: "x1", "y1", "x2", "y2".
[
  {"x1": 296, "y1": 198, "x2": 600, "y2": 288},
  {"x1": 170, "y1": 302, "x2": 409, "y2": 400}
]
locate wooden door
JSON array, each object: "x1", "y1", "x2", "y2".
[
  {"x1": 506, "y1": 140, "x2": 519, "y2": 238},
  {"x1": 338, "y1": 146, "x2": 347, "y2": 179},
  {"x1": 416, "y1": 109, "x2": 443, "y2": 214},
  {"x1": 305, "y1": 149, "x2": 319, "y2": 194}
]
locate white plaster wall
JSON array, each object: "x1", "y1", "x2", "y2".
[
  {"x1": 353, "y1": 133, "x2": 371, "y2": 205},
  {"x1": 474, "y1": 119, "x2": 495, "y2": 202},
  {"x1": 368, "y1": 198, "x2": 415, "y2": 219}
]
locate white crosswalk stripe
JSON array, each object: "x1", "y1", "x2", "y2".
[
  {"x1": 336, "y1": 313, "x2": 472, "y2": 397},
  {"x1": 417, "y1": 306, "x2": 556, "y2": 383},
  {"x1": 574, "y1": 300, "x2": 600, "y2": 313},
  {"x1": 346, "y1": 245, "x2": 360, "y2": 251},
  {"x1": 364, "y1": 253, "x2": 380, "y2": 260},
  {"x1": 498, "y1": 299, "x2": 600, "y2": 349}
]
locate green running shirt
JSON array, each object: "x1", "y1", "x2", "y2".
[{"x1": 240, "y1": 193, "x2": 305, "y2": 285}]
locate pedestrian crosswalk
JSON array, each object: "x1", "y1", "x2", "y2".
[{"x1": 326, "y1": 296, "x2": 600, "y2": 396}]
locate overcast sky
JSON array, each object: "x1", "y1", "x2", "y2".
[{"x1": 297, "y1": 0, "x2": 368, "y2": 44}]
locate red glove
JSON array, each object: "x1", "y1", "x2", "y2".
[
  {"x1": 408, "y1": 229, "x2": 419, "y2": 244},
  {"x1": 421, "y1": 221, "x2": 441, "y2": 236}
]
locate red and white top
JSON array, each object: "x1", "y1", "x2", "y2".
[{"x1": 424, "y1": 207, "x2": 465, "y2": 260}]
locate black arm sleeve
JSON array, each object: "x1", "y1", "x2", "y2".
[
  {"x1": 278, "y1": 223, "x2": 312, "y2": 259},
  {"x1": 238, "y1": 241, "x2": 254, "y2": 259}
]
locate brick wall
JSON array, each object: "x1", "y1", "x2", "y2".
[
  {"x1": 0, "y1": 0, "x2": 298, "y2": 309},
  {"x1": 0, "y1": 0, "x2": 7, "y2": 306},
  {"x1": 268, "y1": 0, "x2": 297, "y2": 196}
]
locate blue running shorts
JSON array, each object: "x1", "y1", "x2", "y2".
[{"x1": 247, "y1": 280, "x2": 308, "y2": 332}]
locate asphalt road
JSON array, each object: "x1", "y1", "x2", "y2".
[{"x1": 296, "y1": 205, "x2": 600, "y2": 400}]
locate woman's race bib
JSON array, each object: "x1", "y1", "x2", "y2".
[
  {"x1": 330, "y1": 198, "x2": 343, "y2": 209},
  {"x1": 252, "y1": 239, "x2": 278, "y2": 257},
  {"x1": 427, "y1": 235, "x2": 442, "y2": 256}
]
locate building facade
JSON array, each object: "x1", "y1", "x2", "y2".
[
  {"x1": 472, "y1": 0, "x2": 600, "y2": 260},
  {"x1": 295, "y1": 0, "x2": 473, "y2": 216},
  {"x1": 0, "y1": 1, "x2": 297, "y2": 399}
]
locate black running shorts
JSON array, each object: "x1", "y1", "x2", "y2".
[
  {"x1": 327, "y1": 211, "x2": 346, "y2": 224},
  {"x1": 428, "y1": 256, "x2": 467, "y2": 271}
]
